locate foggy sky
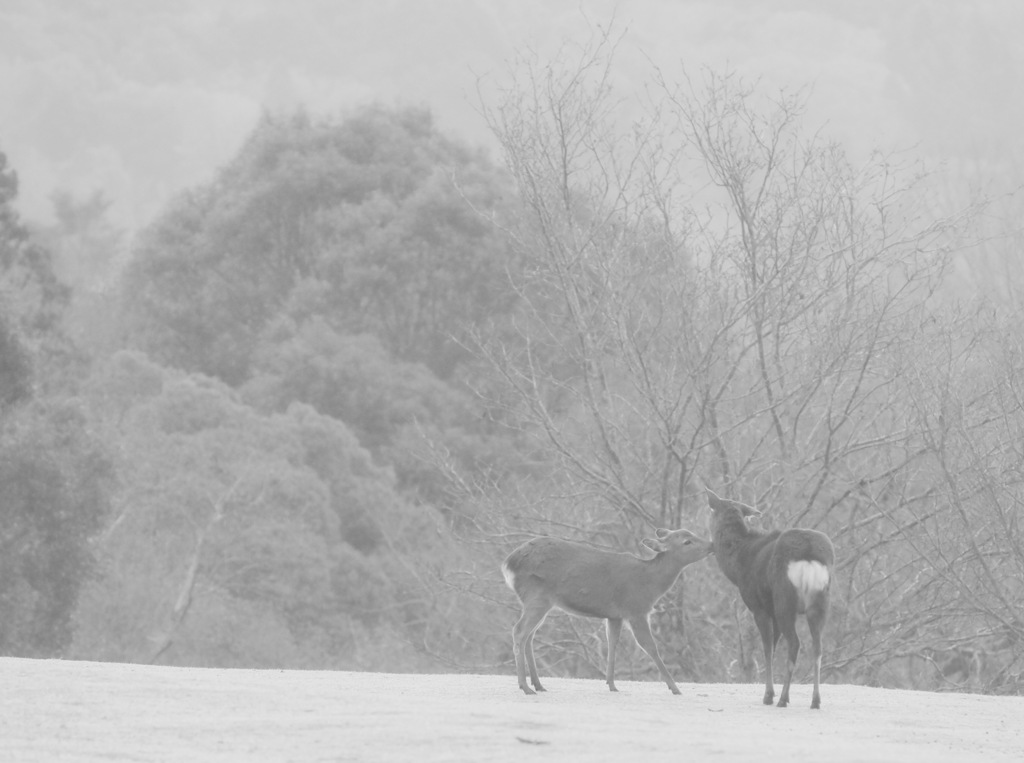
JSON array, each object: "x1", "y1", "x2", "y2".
[{"x1": 1, "y1": 0, "x2": 1021, "y2": 232}]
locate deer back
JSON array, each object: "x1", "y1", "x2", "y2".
[
  {"x1": 504, "y1": 538, "x2": 647, "y2": 616},
  {"x1": 771, "y1": 528, "x2": 834, "y2": 569},
  {"x1": 503, "y1": 534, "x2": 709, "y2": 620}
]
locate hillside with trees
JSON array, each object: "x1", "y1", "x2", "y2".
[{"x1": 1, "y1": 29, "x2": 1022, "y2": 695}]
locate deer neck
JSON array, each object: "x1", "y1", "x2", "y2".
[
  {"x1": 712, "y1": 515, "x2": 764, "y2": 586},
  {"x1": 648, "y1": 551, "x2": 689, "y2": 590}
]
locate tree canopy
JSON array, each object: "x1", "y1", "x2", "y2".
[{"x1": 123, "y1": 107, "x2": 517, "y2": 386}]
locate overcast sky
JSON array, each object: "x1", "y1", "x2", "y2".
[{"x1": 2, "y1": 0, "x2": 1021, "y2": 232}]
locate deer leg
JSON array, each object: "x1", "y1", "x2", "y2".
[
  {"x1": 753, "y1": 611, "x2": 776, "y2": 705},
  {"x1": 605, "y1": 618, "x2": 623, "y2": 692},
  {"x1": 776, "y1": 617, "x2": 800, "y2": 709},
  {"x1": 513, "y1": 598, "x2": 551, "y2": 695},
  {"x1": 629, "y1": 616, "x2": 680, "y2": 695},
  {"x1": 524, "y1": 630, "x2": 545, "y2": 693},
  {"x1": 808, "y1": 609, "x2": 826, "y2": 709}
]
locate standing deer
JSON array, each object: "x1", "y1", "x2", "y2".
[
  {"x1": 502, "y1": 528, "x2": 713, "y2": 695},
  {"x1": 706, "y1": 488, "x2": 834, "y2": 709}
]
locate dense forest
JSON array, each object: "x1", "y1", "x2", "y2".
[{"x1": 1, "y1": 34, "x2": 1022, "y2": 695}]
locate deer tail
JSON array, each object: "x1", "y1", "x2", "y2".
[
  {"x1": 502, "y1": 544, "x2": 530, "y2": 593},
  {"x1": 501, "y1": 558, "x2": 517, "y2": 591},
  {"x1": 786, "y1": 559, "x2": 830, "y2": 610}
]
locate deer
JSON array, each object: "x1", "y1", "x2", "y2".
[
  {"x1": 502, "y1": 528, "x2": 713, "y2": 696},
  {"x1": 706, "y1": 488, "x2": 834, "y2": 709}
]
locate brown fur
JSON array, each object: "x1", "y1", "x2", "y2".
[
  {"x1": 707, "y1": 489, "x2": 834, "y2": 709},
  {"x1": 503, "y1": 529, "x2": 712, "y2": 695}
]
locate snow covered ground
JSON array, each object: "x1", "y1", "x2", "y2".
[{"x1": 0, "y1": 657, "x2": 1021, "y2": 761}]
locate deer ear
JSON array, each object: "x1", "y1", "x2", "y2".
[
  {"x1": 642, "y1": 537, "x2": 668, "y2": 553},
  {"x1": 741, "y1": 505, "x2": 761, "y2": 518},
  {"x1": 654, "y1": 528, "x2": 670, "y2": 539}
]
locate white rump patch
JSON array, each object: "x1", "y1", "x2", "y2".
[
  {"x1": 787, "y1": 560, "x2": 830, "y2": 609},
  {"x1": 501, "y1": 562, "x2": 516, "y2": 591}
]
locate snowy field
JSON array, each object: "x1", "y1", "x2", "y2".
[{"x1": 0, "y1": 657, "x2": 1021, "y2": 762}]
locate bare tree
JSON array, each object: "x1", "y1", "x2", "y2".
[{"x1": 471, "y1": 26, "x2": 1007, "y2": 689}]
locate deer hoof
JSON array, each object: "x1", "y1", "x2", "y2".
[
  {"x1": 521, "y1": 685, "x2": 536, "y2": 696},
  {"x1": 811, "y1": 699, "x2": 821, "y2": 710},
  {"x1": 762, "y1": 695, "x2": 774, "y2": 705},
  {"x1": 777, "y1": 699, "x2": 789, "y2": 708}
]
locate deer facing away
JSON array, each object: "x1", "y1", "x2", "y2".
[
  {"x1": 707, "y1": 489, "x2": 834, "y2": 709},
  {"x1": 502, "y1": 528, "x2": 713, "y2": 695}
]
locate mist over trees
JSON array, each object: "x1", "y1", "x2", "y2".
[
  {"x1": 1, "y1": 151, "x2": 110, "y2": 656},
  {"x1": 1, "y1": 33, "x2": 1022, "y2": 695}
]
